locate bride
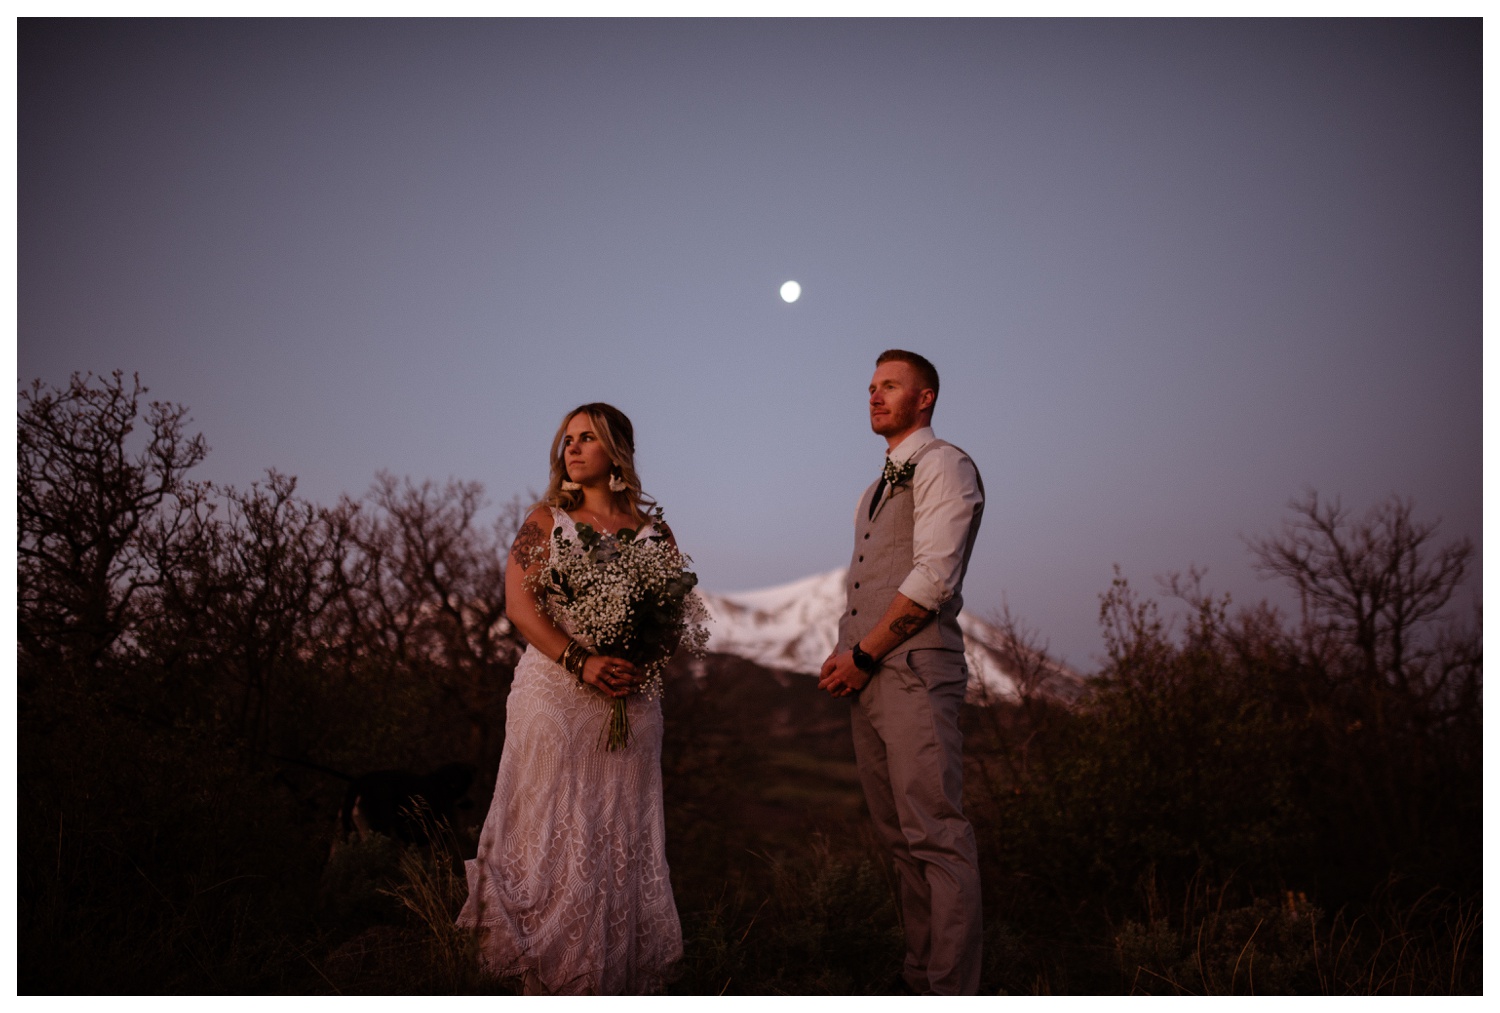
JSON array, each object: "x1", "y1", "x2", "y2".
[{"x1": 456, "y1": 402, "x2": 683, "y2": 994}]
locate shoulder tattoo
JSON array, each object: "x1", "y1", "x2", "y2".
[{"x1": 511, "y1": 519, "x2": 549, "y2": 567}]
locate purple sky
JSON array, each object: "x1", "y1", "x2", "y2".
[{"x1": 18, "y1": 19, "x2": 1481, "y2": 670}]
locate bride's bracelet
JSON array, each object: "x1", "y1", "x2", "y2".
[{"x1": 558, "y1": 639, "x2": 592, "y2": 684}]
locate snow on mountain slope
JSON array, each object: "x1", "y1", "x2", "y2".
[{"x1": 698, "y1": 569, "x2": 1083, "y2": 703}]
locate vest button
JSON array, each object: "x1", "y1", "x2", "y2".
[
  {"x1": 858, "y1": 555, "x2": 864, "y2": 562},
  {"x1": 863, "y1": 533, "x2": 870, "y2": 540},
  {"x1": 850, "y1": 609, "x2": 858, "y2": 616},
  {"x1": 853, "y1": 582, "x2": 860, "y2": 589}
]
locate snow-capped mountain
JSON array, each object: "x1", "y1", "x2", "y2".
[{"x1": 698, "y1": 569, "x2": 1084, "y2": 704}]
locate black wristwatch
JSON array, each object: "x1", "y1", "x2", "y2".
[{"x1": 850, "y1": 642, "x2": 881, "y2": 676}]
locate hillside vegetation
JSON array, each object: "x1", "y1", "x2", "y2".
[{"x1": 18, "y1": 372, "x2": 1481, "y2": 993}]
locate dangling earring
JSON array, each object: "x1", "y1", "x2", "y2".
[
  {"x1": 561, "y1": 480, "x2": 582, "y2": 492},
  {"x1": 608, "y1": 472, "x2": 628, "y2": 493}
]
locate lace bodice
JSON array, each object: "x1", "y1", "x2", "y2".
[{"x1": 547, "y1": 506, "x2": 658, "y2": 552}]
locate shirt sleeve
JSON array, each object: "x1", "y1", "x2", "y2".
[{"x1": 897, "y1": 447, "x2": 983, "y2": 611}]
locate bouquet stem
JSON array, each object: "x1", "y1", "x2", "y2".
[{"x1": 603, "y1": 697, "x2": 632, "y2": 751}]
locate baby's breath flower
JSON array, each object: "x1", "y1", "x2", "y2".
[{"x1": 527, "y1": 519, "x2": 710, "y2": 749}]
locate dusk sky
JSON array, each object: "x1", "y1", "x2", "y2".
[{"x1": 18, "y1": 19, "x2": 1482, "y2": 670}]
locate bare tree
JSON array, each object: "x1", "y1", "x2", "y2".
[
  {"x1": 342, "y1": 473, "x2": 523, "y2": 764},
  {"x1": 1248, "y1": 491, "x2": 1481, "y2": 872},
  {"x1": 962, "y1": 603, "x2": 1075, "y2": 813},
  {"x1": 210, "y1": 472, "x2": 350, "y2": 752},
  {"x1": 1248, "y1": 491, "x2": 1477, "y2": 727},
  {"x1": 17, "y1": 371, "x2": 207, "y2": 673}
]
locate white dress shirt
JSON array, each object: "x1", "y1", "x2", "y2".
[{"x1": 855, "y1": 426, "x2": 984, "y2": 613}]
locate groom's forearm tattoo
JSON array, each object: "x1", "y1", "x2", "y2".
[
  {"x1": 512, "y1": 520, "x2": 548, "y2": 567},
  {"x1": 889, "y1": 608, "x2": 934, "y2": 640}
]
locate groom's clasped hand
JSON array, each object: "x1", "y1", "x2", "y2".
[{"x1": 817, "y1": 641, "x2": 870, "y2": 698}]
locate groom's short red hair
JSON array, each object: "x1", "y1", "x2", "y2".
[{"x1": 876, "y1": 349, "x2": 940, "y2": 407}]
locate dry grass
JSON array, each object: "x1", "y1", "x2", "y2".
[{"x1": 1113, "y1": 879, "x2": 1481, "y2": 995}]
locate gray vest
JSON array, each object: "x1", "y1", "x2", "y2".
[{"x1": 838, "y1": 439, "x2": 985, "y2": 655}]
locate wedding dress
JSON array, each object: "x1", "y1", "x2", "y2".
[{"x1": 456, "y1": 508, "x2": 682, "y2": 994}]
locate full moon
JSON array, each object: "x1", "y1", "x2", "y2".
[{"x1": 779, "y1": 280, "x2": 801, "y2": 303}]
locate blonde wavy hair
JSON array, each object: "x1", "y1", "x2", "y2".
[{"x1": 539, "y1": 402, "x2": 655, "y2": 524}]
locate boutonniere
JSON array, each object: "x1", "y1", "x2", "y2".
[{"x1": 883, "y1": 457, "x2": 917, "y2": 489}]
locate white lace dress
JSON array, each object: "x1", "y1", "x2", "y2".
[{"x1": 456, "y1": 509, "x2": 682, "y2": 995}]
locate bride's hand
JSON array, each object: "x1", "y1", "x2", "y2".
[{"x1": 582, "y1": 654, "x2": 639, "y2": 698}]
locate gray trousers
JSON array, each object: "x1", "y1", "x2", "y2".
[{"x1": 851, "y1": 647, "x2": 982, "y2": 994}]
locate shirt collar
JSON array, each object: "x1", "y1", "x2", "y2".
[{"x1": 887, "y1": 426, "x2": 935, "y2": 465}]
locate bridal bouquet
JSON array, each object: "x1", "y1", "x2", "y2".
[{"x1": 530, "y1": 508, "x2": 709, "y2": 750}]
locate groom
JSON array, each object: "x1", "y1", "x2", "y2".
[{"x1": 818, "y1": 349, "x2": 985, "y2": 995}]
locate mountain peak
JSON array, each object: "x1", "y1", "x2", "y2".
[{"x1": 699, "y1": 569, "x2": 1083, "y2": 703}]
